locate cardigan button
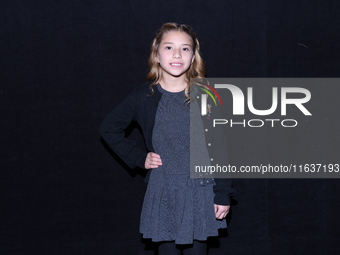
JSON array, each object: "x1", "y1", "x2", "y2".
[
  {"x1": 196, "y1": 96, "x2": 200, "y2": 99},
  {"x1": 210, "y1": 158, "x2": 214, "y2": 161},
  {"x1": 205, "y1": 129, "x2": 208, "y2": 132},
  {"x1": 208, "y1": 143, "x2": 211, "y2": 146}
]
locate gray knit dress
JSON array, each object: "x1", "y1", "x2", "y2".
[{"x1": 139, "y1": 85, "x2": 226, "y2": 244}]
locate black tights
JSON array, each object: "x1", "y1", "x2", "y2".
[{"x1": 157, "y1": 241, "x2": 207, "y2": 255}]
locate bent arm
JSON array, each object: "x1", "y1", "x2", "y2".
[{"x1": 99, "y1": 91, "x2": 147, "y2": 169}]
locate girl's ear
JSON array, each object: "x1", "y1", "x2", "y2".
[{"x1": 191, "y1": 54, "x2": 195, "y2": 64}]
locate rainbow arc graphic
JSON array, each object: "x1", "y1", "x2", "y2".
[{"x1": 197, "y1": 83, "x2": 223, "y2": 106}]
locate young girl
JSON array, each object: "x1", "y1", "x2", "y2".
[{"x1": 100, "y1": 23, "x2": 234, "y2": 255}]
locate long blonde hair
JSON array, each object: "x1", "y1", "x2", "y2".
[{"x1": 146, "y1": 23, "x2": 206, "y2": 98}]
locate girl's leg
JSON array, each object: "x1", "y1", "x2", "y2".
[
  {"x1": 158, "y1": 241, "x2": 181, "y2": 255},
  {"x1": 182, "y1": 241, "x2": 207, "y2": 255}
]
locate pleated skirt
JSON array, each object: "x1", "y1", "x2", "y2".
[{"x1": 139, "y1": 169, "x2": 226, "y2": 245}]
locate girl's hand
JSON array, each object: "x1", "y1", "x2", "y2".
[
  {"x1": 214, "y1": 204, "x2": 230, "y2": 219},
  {"x1": 144, "y1": 152, "x2": 162, "y2": 169}
]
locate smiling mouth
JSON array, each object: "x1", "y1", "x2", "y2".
[{"x1": 170, "y1": 63, "x2": 184, "y2": 67}]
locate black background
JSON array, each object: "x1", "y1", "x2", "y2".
[{"x1": 1, "y1": 0, "x2": 340, "y2": 254}]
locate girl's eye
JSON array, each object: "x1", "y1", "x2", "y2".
[
  {"x1": 183, "y1": 48, "x2": 190, "y2": 51},
  {"x1": 165, "y1": 46, "x2": 172, "y2": 50}
]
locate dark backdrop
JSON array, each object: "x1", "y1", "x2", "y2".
[{"x1": 1, "y1": 0, "x2": 340, "y2": 254}]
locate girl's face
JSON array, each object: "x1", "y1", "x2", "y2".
[{"x1": 157, "y1": 31, "x2": 195, "y2": 80}]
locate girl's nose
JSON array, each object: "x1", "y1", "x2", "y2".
[{"x1": 173, "y1": 49, "x2": 182, "y2": 59}]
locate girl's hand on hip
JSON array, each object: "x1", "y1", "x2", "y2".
[
  {"x1": 145, "y1": 152, "x2": 162, "y2": 169},
  {"x1": 214, "y1": 204, "x2": 230, "y2": 219}
]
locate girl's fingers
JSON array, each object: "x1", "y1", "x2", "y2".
[
  {"x1": 145, "y1": 152, "x2": 162, "y2": 169},
  {"x1": 214, "y1": 204, "x2": 230, "y2": 219}
]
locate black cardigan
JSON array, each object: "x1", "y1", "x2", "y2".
[{"x1": 100, "y1": 83, "x2": 234, "y2": 205}]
